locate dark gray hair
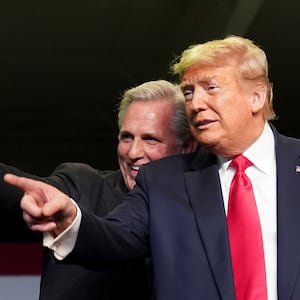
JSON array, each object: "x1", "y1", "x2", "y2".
[{"x1": 118, "y1": 80, "x2": 192, "y2": 145}]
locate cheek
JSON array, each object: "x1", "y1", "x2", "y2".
[
  {"x1": 143, "y1": 146, "x2": 166, "y2": 161},
  {"x1": 144, "y1": 151, "x2": 160, "y2": 161},
  {"x1": 117, "y1": 143, "x2": 128, "y2": 159},
  {"x1": 153, "y1": 144, "x2": 181, "y2": 159},
  {"x1": 225, "y1": 103, "x2": 251, "y2": 125}
]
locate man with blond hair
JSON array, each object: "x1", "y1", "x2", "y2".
[{"x1": 7, "y1": 36, "x2": 298, "y2": 299}]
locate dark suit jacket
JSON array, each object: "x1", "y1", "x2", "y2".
[
  {"x1": 0, "y1": 163, "x2": 152, "y2": 300},
  {"x1": 68, "y1": 127, "x2": 300, "y2": 300}
]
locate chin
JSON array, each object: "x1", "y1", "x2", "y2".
[
  {"x1": 198, "y1": 138, "x2": 220, "y2": 153},
  {"x1": 197, "y1": 135, "x2": 214, "y2": 146}
]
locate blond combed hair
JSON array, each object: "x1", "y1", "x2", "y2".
[{"x1": 171, "y1": 35, "x2": 276, "y2": 121}]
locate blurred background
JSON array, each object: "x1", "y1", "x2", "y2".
[{"x1": 0, "y1": 0, "x2": 299, "y2": 175}]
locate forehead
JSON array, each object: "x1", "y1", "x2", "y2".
[
  {"x1": 181, "y1": 61, "x2": 238, "y2": 87},
  {"x1": 121, "y1": 100, "x2": 173, "y2": 129}
]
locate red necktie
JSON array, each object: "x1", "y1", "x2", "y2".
[{"x1": 227, "y1": 155, "x2": 267, "y2": 300}]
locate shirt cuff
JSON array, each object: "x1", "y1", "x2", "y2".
[{"x1": 43, "y1": 199, "x2": 82, "y2": 260}]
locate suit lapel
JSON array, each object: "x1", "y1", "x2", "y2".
[
  {"x1": 276, "y1": 132, "x2": 300, "y2": 299},
  {"x1": 181, "y1": 129, "x2": 300, "y2": 299},
  {"x1": 184, "y1": 152, "x2": 235, "y2": 300}
]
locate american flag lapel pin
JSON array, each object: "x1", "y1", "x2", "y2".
[{"x1": 296, "y1": 165, "x2": 300, "y2": 173}]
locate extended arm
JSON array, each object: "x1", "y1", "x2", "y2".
[
  {"x1": 4, "y1": 173, "x2": 149, "y2": 267},
  {"x1": 4, "y1": 173, "x2": 77, "y2": 236}
]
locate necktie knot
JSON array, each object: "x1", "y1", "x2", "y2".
[{"x1": 230, "y1": 155, "x2": 252, "y2": 173}]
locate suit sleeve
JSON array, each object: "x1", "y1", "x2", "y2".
[{"x1": 66, "y1": 167, "x2": 150, "y2": 268}]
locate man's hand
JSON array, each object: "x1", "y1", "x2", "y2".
[{"x1": 4, "y1": 173, "x2": 77, "y2": 237}]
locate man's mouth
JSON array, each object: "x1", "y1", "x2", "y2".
[
  {"x1": 130, "y1": 165, "x2": 140, "y2": 171},
  {"x1": 194, "y1": 119, "x2": 215, "y2": 128}
]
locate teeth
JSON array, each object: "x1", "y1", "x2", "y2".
[{"x1": 131, "y1": 165, "x2": 140, "y2": 171}]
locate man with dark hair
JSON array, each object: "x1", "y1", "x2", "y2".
[{"x1": 1, "y1": 79, "x2": 195, "y2": 299}]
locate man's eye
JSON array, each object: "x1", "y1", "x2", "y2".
[
  {"x1": 183, "y1": 90, "x2": 193, "y2": 101},
  {"x1": 145, "y1": 137, "x2": 159, "y2": 145},
  {"x1": 207, "y1": 85, "x2": 217, "y2": 91},
  {"x1": 119, "y1": 134, "x2": 133, "y2": 141}
]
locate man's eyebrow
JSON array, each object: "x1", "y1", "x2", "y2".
[
  {"x1": 119, "y1": 130, "x2": 132, "y2": 136},
  {"x1": 141, "y1": 133, "x2": 158, "y2": 139},
  {"x1": 180, "y1": 83, "x2": 193, "y2": 90}
]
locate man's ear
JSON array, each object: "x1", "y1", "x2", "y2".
[
  {"x1": 251, "y1": 83, "x2": 267, "y2": 114},
  {"x1": 182, "y1": 138, "x2": 198, "y2": 154}
]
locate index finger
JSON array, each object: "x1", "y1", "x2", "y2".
[{"x1": 4, "y1": 173, "x2": 49, "y2": 205}]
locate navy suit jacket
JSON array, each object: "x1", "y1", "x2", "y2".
[{"x1": 69, "y1": 127, "x2": 300, "y2": 300}]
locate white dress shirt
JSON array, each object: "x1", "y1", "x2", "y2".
[
  {"x1": 43, "y1": 199, "x2": 81, "y2": 260},
  {"x1": 218, "y1": 122, "x2": 277, "y2": 300}
]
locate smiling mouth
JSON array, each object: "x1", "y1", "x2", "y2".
[{"x1": 130, "y1": 165, "x2": 140, "y2": 171}]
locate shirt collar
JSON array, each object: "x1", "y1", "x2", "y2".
[{"x1": 218, "y1": 122, "x2": 275, "y2": 175}]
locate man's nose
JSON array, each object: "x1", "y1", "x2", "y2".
[
  {"x1": 189, "y1": 90, "x2": 208, "y2": 111},
  {"x1": 127, "y1": 139, "x2": 144, "y2": 159}
]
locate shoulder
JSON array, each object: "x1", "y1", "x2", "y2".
[
  {"x1": 50, "y1": 162, "x2": 119, "y2": 180},
  {"x1": 149, "y1": 151, "x2": 196, "y2": 166},
  {"x1": 139, "y1": 151, "x2": 201, "y2": 180},
  {"x1": 47, "y1": 163, "x2": 122, "y2": 194},
  {"x1": 51, "y1": 162, "x2": 102, "y2": 175},
  {"x1": 48, "y1": 163, "x2": 127, "y2": 211},
  {"x1": 272, "y1": 125, "x2": 300, "y2": 151}
]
